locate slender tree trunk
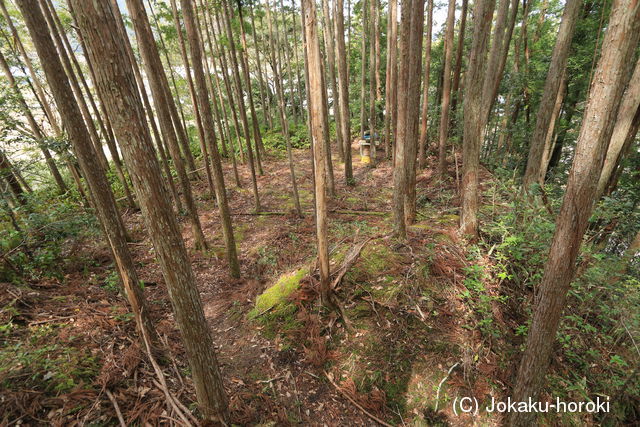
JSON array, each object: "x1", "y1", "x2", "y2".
[
  {"x1": 229, "y1": 0, "x2": 266, "y2": 159},
  {"x1": 335, "y1": 0, "x2": 353, "y2": 183},
  {"x1": 523, "y1": 0, "x2": 582, "y2": 189},
  {"x1": 266, "y1": 0, "x2": 302, "y2": 216},
  {"x1": 215, "y1": 8, "x2": 262, "y2": 210},
  {"x1": 449, "y1": 0, "x2": 468, "y2": 126},
  {"x1": 302, "y1": 0, "x2": 331, "y2": 306},
  {"x1": 249, "y1": 6, "x2": 273, "y2": 128},
  {"x1": 66, "y1": 1, "x2": 233, "y2": 421},
  {"x1": 383, "y1": 0, "x2": 398, "y2": 159},
  {"x1": 180, "y1": 0, "x2": 241, "y2": 277},
  {"x1": 510, "y1": 3, "x2": 640, "y2": 425},
  {"x1": 126, "y1": 0, "x2": 208, "y2": 251},
  {"x1": 459, "y1": 0, "x2": 496, "y2": 237},
  {"x1": 359, "y1": 0, "x2": 368, "y2": 137},
  {"x1": 437, "y1": 0, "x2": 456, "y2": 176},
  {"x1": 17, "y1": 0, "x2": 156, "y2": 357},
  {"x1": 0, "y1": 0, "x2": 60, "y2": 134},
  {"x1": 322, "y1": 0, "x2": 344, "y2": 162},
  {"x1": 596, "y1": 56, "x2": 640, "y2": 199},
  {"x1": 368, "y1": 0, "x2": 377, "y2": 166},
  {"x1": 418, "y1": 0, "x2": 433, "y2": 169}
]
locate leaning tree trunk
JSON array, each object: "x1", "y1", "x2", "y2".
[
  {"x1": 67, "y1": 0, "x2": 232, "y2": 422},
  {"x1": 459, "y1": 0, "x2": 496, "y2": 237},
  {"x1": 449, "y1": 0, "x2": 468, "y2": 128},
  {"x1": 125, "y1": 0, "x2": 209, "y2": 251},
  {"x1": 322, "y1": 0, "x2": 344, "y2": 162},
  {"x1": 523, "y1": 0, "x2": 582, "y2": 189},
  {"x1": 16, "y1": 0, "x2": 156, "y2": 351},
  {"x1": 596, "y1": 56, "x2": 640, "y2": 199},
  {"x1": 510, "y1": 2, "x2": 640, "y2": 425},
  {"x1": 436, "y1": 0, "x2": 456, "y2": 176}
]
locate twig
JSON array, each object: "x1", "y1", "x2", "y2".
[
  {"x1": 323, "y1": 371, "x2": 394, "y2": 427},
  {"x1": 435, "y1": 361, "x2": 460, "y2": 411},
  {"x1": 105, "y1": 389, "x2": 126, "y2": 427},
  {"x1": 139, "y1": 316, "x2": 193, "y2": 427}
]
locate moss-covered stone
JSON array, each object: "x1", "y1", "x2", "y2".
[{"x1": 249, "y1": 267, "x2": 309, "y2": 318}]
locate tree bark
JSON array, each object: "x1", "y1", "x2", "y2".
[
  {"x1": 392, "y1": 0, "x2": 425, "y2": 238},
  {"x1": 522, "y1": 0, "x2": 582, "y2": 189},
  {"x1": 459, "y1": 0, "x2": 496, "y2": 237},
  {"x1": 436, "y1": 0, "x2": 456, "y2": 176},
  {"x1": 383, "y1": 0, "x2": 398, "y2": 160},
  {"x1": 302, "y1": 0, "x2": 331, "y2": 306},
  {"x1": 418, "y1": 0, "x2": 434, "y2": 169},
  {"x1": 16, "y1": 0, "x2": 156, "y2": 355},
  {"x1": 510, "y1": 2, "x2": 640, "y2": 425},
  {"x1": 125, "y1": 0, "x2": 208, "y2": 251},
  {"x1": 596, "y1": 56, "x2": 640, "y2": 199},
  {"x1": 335, "y1": 0, "x2": 353, "y2": 183},
  {"x1": 449, "y1": 0, "x2": 468, "y2": 127},
  {"x1": 66, "y1": 0, "x2": 232, "y2": 421}
]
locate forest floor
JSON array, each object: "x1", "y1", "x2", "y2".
[{"x1": 2, "y1": 140, "x2": 518, "y2": 426}]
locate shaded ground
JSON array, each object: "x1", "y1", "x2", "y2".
[{"x1": 1, "y1": 140, "x2": 509, "y2": 425}]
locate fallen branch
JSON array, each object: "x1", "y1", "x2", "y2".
[
  {"x1": 435, "y1": 361, "x2": 460, "y2": 411},
  {"x1": 105, "y1": 389, "x2": 126, "y2": 427},
  {"x1": 324, "y1": 371, "x2": 393, "y2": 427}
]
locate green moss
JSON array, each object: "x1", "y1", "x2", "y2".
[{"x1": 249, "y1": 267, "x2": 309, "y2": 318}]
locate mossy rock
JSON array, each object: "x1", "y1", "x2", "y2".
[{"x1": 249, "y1": 267, "x2": 309, "y2": 318}]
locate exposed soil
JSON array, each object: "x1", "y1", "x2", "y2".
[{"x1": 0, "y1": 141, "x2": 508, "y2": 426}]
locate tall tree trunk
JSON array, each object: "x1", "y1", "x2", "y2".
[
  {"x1": 479, "y1": 0, "x2": 514, "y2": 129},
  {"x1": 322, "y1": 0, "x2": 344, "y2": 162},
  {"x1": 459, "y1": 0, "x2": 496, "y2": 237},
  {"x1": 215, "y1": 7, "x2": 262, "y2": 210},
  {"x1": 359, "y1": 0, "x2": 368, "y2": 137},
  {"x1": 402, "y1": 0, "x2": 425, "y2": 224},
  {"x1": 16, "y1": 0, "x2": 156, "y2": 358},
  {"x1": 66, "y1": 0, "x2": 233, "y2": 421},
  {"x1": 180, "y1": 0, "x2": 241, "y2": 277},
  {"x1": 249, "y1": 6, "x2": 273, "y2": 128},
  {"x1": 335, "y1": 0, "x2": 353, "y2": 183},
  {"x1": 229, "y1": 0, "x2": 266, "y2": 159},
  {"x1": 126, "y1": 0, "x2": 208, "y2": 251},
  {"x1": 436, "y1": 0, "x2": 456, "y2": 176},
  {"x1": 383, "y1": 0, "x2": 398, "y2": 159},
  {"x1": 510, "y1": 3, "x2": 640, "y2": 425},
  {"x1": 368, "y1": 0, "x2": 378, "y2": 166},
  {"x1": 302, "y1": 0, "x2": 331, "y2": 305},
  {"x1": 392, "y1": 0, "x2": 425, "y2": 238},
  {"x1": 418, "y1": 0, "x2": 433, "y2": 169},
  {"x1": 449, "y1": 0, "x2": 468, "y2": 127},
  {"x1": 522, "y1": 0, "x2": 582, "y2": 189},
  {"x1": 266, "y1": 0, "x2": 302, "y2": 216},
  {"x1": 596, "y1": 56, "x2": 640, "y2": 198},
  {"x1": 0, "y1": 0, "x2": 60, "y2": 134}
]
